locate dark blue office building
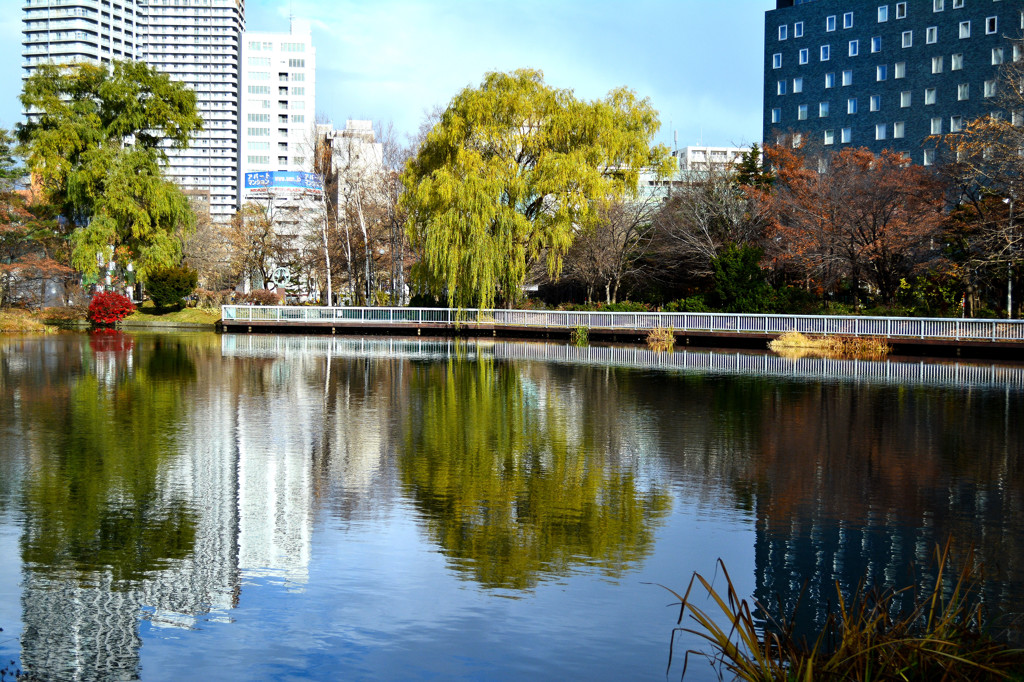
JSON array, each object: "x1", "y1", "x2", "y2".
[{"x1": 764, "y1": 0, "x2": 1023, "y2": 165}]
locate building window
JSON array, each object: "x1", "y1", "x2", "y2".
[
  {"x1": 827, "y1": 15, "x2": 836, "y2": 31},
  {"x1": 771, "y1": 108, "x2": 781, "y2": 123},
  {"x1": 951, "y1": 53, "x2": 963, "y2": 70},
  {"x1": 934, "y1": 0, "x2": 944, "y2": 11},
  {"x1": 777, "y1": 80, "x2": 786, "y2": 95},
  {"x1": 848, "y1": 97, "x2": 858, "y2": 114},
  {"x1": 872, "y1": 36, "x2": 882, "y2": 52},
  {"x1": 993, "y1": 48, "x2": 1004, "y2": 66},
  {"x1": 773, "y1": 53, "x2": 782, "y2": 69},
  {"x1": 779, "y1": 24, "x2": 788, "y2": 40},
  {"x1": 950, "y1": 115, "x2": 963, "y2": 132},
  {"x1": 824, "y1": 130, "x2": 835, "y2": 145},
  {"x1": 959, "y1": 21, "x2": 970, "y2": 39},
  {"x1": 821, "y1": 45, "x2": 830, "y2": 61},
  {"x1": 799, "y1": 48, "x2": 809, "y2": 64},
  {"x1": 879, "y1": 5, "x2": 889, "y2": 22},
  {"x1": 795, "y1": 21, "x2": 804, "y2": 38},
  {"x1": 958, "y1": 83, "x2": 969, "y2": 100},
  {"x1": 844, "y1": 12, "x2": 854, "y2": 28},
  {"x1": 896, "y1": 2, "x2": 907, "y2": 19},
  {"x1": 925, "y1": 87, "x2": 937, "y2": 105},
  {"x1": 985, "y1": 80, "x2": 997, "y2": 98},
  {"x1": 849, "y1": 40, "x2": 859, "y2": 56},
  {"x1": 987, "y1": 17, "x2": 998, "y2": 34},
  {"x1": 923, "y1": 149, "x2": 935, "y2": 166},
  {"x1": 932, "y1": 55, "x2": 944, "y2": 73},
  {"x1": 798, "y1": 104, "x2": 808, "y2": 120},
  {"x1": 931, "y1": 117, "x2": 942, "y2": 134},
  {"x1": 876, "y1": 123, "x2": 887, "y2": 140},
  {"x1": 870, "y1": 95, "x2": 881, "y2": 111},
  {"x1": 895, "y1": 62, "x2": 906, "y2": 78},
  {"x1": 901, "y1": 91, "x2": 912, "y2": 107},
  {"x1": 842, "y1": 70, "x2": 853, "y2": 86},
  {"x1": 825, "y1": 72, "x2": 836, "y2": 88},
  {"x1": 926, "y1": 26, "x2": 938, "y2": 43},
  {"x1": 792, "y1": 133, "x2": 803, "y2": 148},
  {"x1": 841, "y1": 127, "x2": 852, "y2": 143},
  {"x1": 952, "y1": 0, "x2": 963, "y2": 8},
  {"x1": 793, "y1": 77, "x2": 804, "y2": 93},
  {"x1": 877, "y1": 64, "x2": 888, "y2": 81},
  {"x1": 902, "y1": 31, "x2": 912, "y2": 47},
  {"x1": 820, "y1": 102, "x2": 830, "y2": 117},
  {"x1": 893, "y1": 121, "x2": 905, "y2": 138},
  {"x1": 1015, "y1": 45, "x2": 1023, "y2": 62}
]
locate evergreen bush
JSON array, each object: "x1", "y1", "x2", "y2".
[{"x1": 144, "y1": 266, "x2": 198, "y2": 308}]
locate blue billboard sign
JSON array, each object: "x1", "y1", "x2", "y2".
[{"x1": 244, "y1": 171, "x2": 323, "y2": 195}]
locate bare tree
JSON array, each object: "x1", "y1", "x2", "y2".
[
  {"x1": 651, "y1": 164, "x2": 770, "y2": 285},
  {"x1": 562, "y1": 195, "x2": 660, "y2": 303}
]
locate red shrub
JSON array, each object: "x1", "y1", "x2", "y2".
[{"x1": 88, "y1": 292, "x2": 136, "y2": 326}]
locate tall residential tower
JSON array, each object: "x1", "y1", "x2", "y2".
[{"x1": 22, "y1": 0, "x2": 246, "y2": 221}]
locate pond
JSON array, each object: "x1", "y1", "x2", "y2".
[{"x1": 0, "y1": 332, "x2": 1022, "y2": 681}]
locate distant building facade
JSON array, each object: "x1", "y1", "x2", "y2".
[{"x1": 763, "y1": 0, "x2": 1023, "y2": 165}]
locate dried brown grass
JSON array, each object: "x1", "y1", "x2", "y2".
[{"x1": 769, "y1": 331, "x2": 890, "y2": 360}]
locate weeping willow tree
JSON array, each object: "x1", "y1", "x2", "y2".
[
  {"x1": 17, "y1": 60, "x2": 202, "y2": 278},
  {"x1": 401, "y1": 69, "x2": 671, "y2": 309}
]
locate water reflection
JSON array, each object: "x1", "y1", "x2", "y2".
[
  {"x1": 397, "y1": 352, "x2": 671, "y2": 589},
  {"x1": 0, "y1": 334, "x2": 1021, "y2": 680}
]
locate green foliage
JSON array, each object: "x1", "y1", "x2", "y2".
[
  {"x1": 17, "y1": 61, "x2": 202, "y2": 278},
  {"x1": 663, "y1": 295, "x2": 714, "y2": 313},
  {"x1": 733, "y1": 143, "x2": 772, "y2": 190},
  {"x1": 559, "y1": 300, "x2": 653, "y2": 312},
  {"x1": 402, "y1": 69, "x2": 672, "y2": 309},
  {"x1": 711, "y1": 244, "x2": 776, "y2": 313},
  {"x1": 144, "y1": 265, "x2": 198, "y2": 308}
]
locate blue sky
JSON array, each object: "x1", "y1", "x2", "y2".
[{"x1": 1, "y1": 0, "x2": 772, "y2": 150}]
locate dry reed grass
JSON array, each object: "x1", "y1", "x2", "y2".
[
  {"x1": 652, "y1": 541, "x2": 1024, "y2": 681},
  {"x1": 647, "y1": 326, "x2": 675, "y2": 352},
  {"x1": 769, "y1": 331, "x2": 890, "y2": 360}
]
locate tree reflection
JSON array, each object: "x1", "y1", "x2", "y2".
[
  {"x1": 17, "y1": 332, "x2": 197, "y2": 582},
  {"x1": 398, "y1": 353, "x2": 670, "y2": 589}
]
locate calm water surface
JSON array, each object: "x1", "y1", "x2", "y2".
[{"x1": 0, "y1": 332, "x2": 1022, "y2": 681}]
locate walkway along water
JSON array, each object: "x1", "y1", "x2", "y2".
[{"x1": 219, "y1": 306, "x2": 1024, "y2": 359}]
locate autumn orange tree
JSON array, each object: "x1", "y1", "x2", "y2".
[{"x1": 766, "y1": 145, "x2": 945, "y2": 307}]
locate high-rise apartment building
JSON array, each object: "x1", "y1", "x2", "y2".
[
  {"x1": 22, "y1": 1, "x2": 144, "y2": 68},
  {"x1": 239, "y1": 18, "x2": 316, "y2": 193},
  {"x1": 140, "y1": 0, "x2": 246, "y2": 221},
  {"x1": 22, "y1": 0, "x2": 246, "y2": 221},
  {"x1": 763, "y1": 0, "x2": 1022, "y2": 165}
]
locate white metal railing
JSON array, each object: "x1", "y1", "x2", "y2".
[
  {"x1": 219, "y1": 336, "x2": 1024, "y2": 391},
  {"x1": 220, "y1": 306, "x2": 1024, "y2": 342}
]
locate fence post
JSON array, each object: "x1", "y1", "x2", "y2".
[{"x1": 921, "y1": 319, "x2": 925, "y2": 339}]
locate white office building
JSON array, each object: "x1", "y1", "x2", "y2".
[
  {"x1": 22, "y1": 0, "x2": 246, "y2": 222},
  {"x1": 239, "y1": 18, "x2": 316, "y2": 194}
]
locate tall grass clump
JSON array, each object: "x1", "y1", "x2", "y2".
[
  {"x1": 769, "y1": 331, "x2": 890, "y2": 360},
  {"x1": 571, "y1": 325, "x2": 589, "y2": 346},
  {"x1": 654, "y1": 542, "x2": 1024, "y2": 681},
  {"x1": 647, "y1": 326, "x2": 675, "y2": 352}
]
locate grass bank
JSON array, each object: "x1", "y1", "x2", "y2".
[
  {"x1": 0, "y1": 308, "x2": 48, "y2": 332},
  {"x1": 121, "y1": 302, "x2": 221, "y2": 328}
]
